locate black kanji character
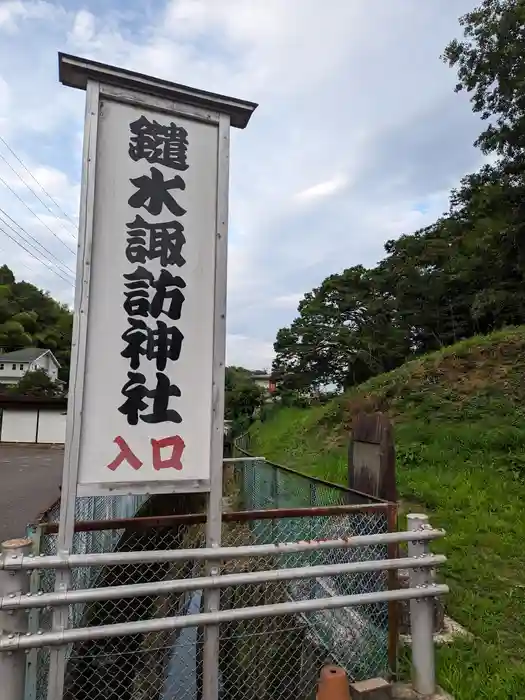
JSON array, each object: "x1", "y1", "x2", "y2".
[
  {"x1": 121, "y1": 318, "x2": 184, "y2": 371},
  {"x1": 129, "y1": 116, "x2": 189, "y2": 171},
  {"x1": 119, "y1": 371, "x2": 149, "y2": 426},
  {"x1": 123, "y1": 266, "x2": 151, "y2": 318},
  {"x1": 125, "y1": 215, "x2": 186, "y2": 267},
  {"x1": 123, "y1": 266, "x2": 186, "y2": 321},
  {"x1": 151, "y1": 268, "x2": 187, "y2": 320},
  {"x1": 119, "y1": 371, "x2": 182, "y2": 426},
  {"x1": 128, "y1": 167, "x2": 186, "y2": 217}
]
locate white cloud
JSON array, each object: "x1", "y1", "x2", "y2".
[
  {"x1": 0, "y1": 0, "x2": 485, "y2": 370},
  {"x1": 69, "y1": 9, "x2": 96, "y2": 44},
  {"x1": 271, "y1": 293, "x2": 303, "y2": 309},
  {"x1": 226, "y1": 333, "x2": 274, "y2": 371},
  {"x1": 294, "y1": 175, "x2": 348, "y2": 203},
  {"x1": 0, "y1": 76, "x2": 10, "y2": 135},
  {"x1": 0, "y1": 0, "x2": 53, "y2": 32}
]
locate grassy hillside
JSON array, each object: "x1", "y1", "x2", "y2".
[{"x1": 250, "y1": 327, "x2": 525, "y2": 700}]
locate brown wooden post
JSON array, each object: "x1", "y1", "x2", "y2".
[
  {"x1": 348, "y1": 412, "x2": 397, "y2": 502},
  {"x1": 348, "y1": 412, "x2": 398, "y2": 678}
]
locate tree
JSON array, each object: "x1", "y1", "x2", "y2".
[
  {"x1": 0, "y1": 320, "x2": 32, "y2": 351},
  {"x1": 273, "y1": 266, "x2": 410, "y2": 392},
  {"x1": 225, "y1": 366, "x2": 265, "y2": 434},
  {"x1": 379, "y1": 217, "x2": 477, "y2": 350},
  {"x1": 443, "y1": 2, "x2": 525, "y2": 330},
  {"x1": 7, "y1": 369, "x2": 64, "y2": 398},
  {"x1": 0, "y1": 265, "x2": 14, "y2": 285},
  {"x1": 443, "y1": 0, "x2": 525, "y2": 160},
  {"x1": 12, "y1": 311, "x2": 38, "y2": 334},
  {"x1": 449, "y1": 166, "x2": 525, "y2": 330}
]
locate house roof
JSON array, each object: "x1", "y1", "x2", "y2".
[
  {"x1": 0, "y1": 395, "x2": 67, "y2": 410},
  {"x1": 0, "y1": 348, "x2": 50, "y2": 363}
]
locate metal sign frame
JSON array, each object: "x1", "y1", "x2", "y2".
[{"x1": 47, "y1": 52, "x2": 257, "y2": 700}]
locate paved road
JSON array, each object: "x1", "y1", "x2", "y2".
[{"x1": 0, "y1": 445, "x2": 63, "y2": 543}]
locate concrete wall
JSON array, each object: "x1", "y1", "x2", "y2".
[
  {"x1": 0, "y1": 407, "x2": 66, "y2": 444},
  {"x1": 37, "y1": 410, "x2": 67, "y2": 444},
  {"x1": 1, "y1": 409, "x2": 38, "y2": 442}
]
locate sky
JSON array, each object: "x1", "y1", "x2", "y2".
[{"x1": 0, "y1": 0, "x2": 485, "y2": 371}]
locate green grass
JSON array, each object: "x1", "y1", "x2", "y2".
[{"x1": 250, "y1": 327, "x2": 525, "y2": 700}]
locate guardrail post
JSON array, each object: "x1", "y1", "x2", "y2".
[
  {"x1": 407, "y1": 513, "x2": 436, "y2": 696},
  {"x1": 24, "y1": 525, "x2": 42, "y2": 700},
  {"x1": 0, "y1": 538, "x2": 32, "y2": 700}
]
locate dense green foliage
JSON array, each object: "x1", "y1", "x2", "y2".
[
  {"x1": 225, "y1": 366, "x2": 265, "y2": 434},
  {"x1": 0, "y1": 264, "x2": 72, "y2": 384},
  {"x1": 251, "y1": 327, "x2": 525, "y2": 700},
  {"x1": 273, "y1": 0, "x2": 525, "y2": 393},
  {"x1": 8, "y1": 369, "x2": 64, "y2": 397}
]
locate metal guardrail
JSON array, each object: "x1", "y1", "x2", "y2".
[
  {"x1": 0, "y1": 555, "x2": 446, "y2": 610},
  {"x1": 4, "y1": 528, "x2": 441, "y2": 571},
  {"x1": 25, "y1": 450, "x2": 399, "y2": 696},
  {"x1": 0, "y1": 438, "x2": 447, "y2": 700},
  {"x1": 1, "y1": 515, "x2": 446, "y2": 700}
]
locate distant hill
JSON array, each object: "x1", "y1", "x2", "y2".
[
  {"x1": 0, "y1": 264, "x2": 72, "y2": 383},
  {"x1": 250, "y1": 326, "x2": 525, "y2": 700}
]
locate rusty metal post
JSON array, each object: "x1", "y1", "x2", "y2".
[
  {"x1": 386, "y1": 503, "x2": 399, "y2": 679},
  {"x1": 0, "y1": 538, "x2": 32, "y2": 700}
]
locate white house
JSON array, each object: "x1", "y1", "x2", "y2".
[{"x1": 0, "y1": 348, "x2": 60, "y2": 385}]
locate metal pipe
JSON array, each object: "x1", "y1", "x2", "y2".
[
  {"x1": 0, "y1": 584, "x2": 449, "y2": 652},
  {"x1": 0, "y1": 538, "x2": 32, "y2": 700},
  {"x1": 40, "y1": 503, "x2": 392, "y2": 534},
  {"x1": 0, "y1": 528, "x2": 446, "y2": 571},
  {"x1": 407, "y1": 514, "x2": 437, "y2": 696},
  {"x1": 0, "y1": 554, "x2": 447, "y2": 611},
  {"x1": 222, "y1": 457, "x2": 263, "y2": 462}
]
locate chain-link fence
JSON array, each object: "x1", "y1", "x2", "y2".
[
  {"x1": 27, "y1": 493, "x2": 149, "y2": 700},
  {"x1": 232, "y1": 432, "x2": 384, "y2": 508},
  {"x1": 25, "y1": 442, "x2": 397, "y2": 700}
]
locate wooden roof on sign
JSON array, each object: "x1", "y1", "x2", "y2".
[{"x1": 58, "y1": 52, "x2": 258, "y2": 129}]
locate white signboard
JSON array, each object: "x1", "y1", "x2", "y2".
[{"x1": 76, "y1": 98, "x2": 218, "y2": 491}]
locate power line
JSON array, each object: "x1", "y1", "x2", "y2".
[
  {"x1": 0, "y1": 208, "x2": 75, "y2": 279},
  {"x1": 0, "y1": 134, "x2": 78, "y2": 230},
  {"x1": 0, "y1": 223, "x2": 74, "y2": 287},
  {"x1": 0, "y1": 173, "x2": 76, "y2": 256},
  {"x1": 0, "y1": 241, "x2": 36, "y2": 278},
  {"x1": 0, "y1": 224, "x2": 75, "y2": 286},
  {"x1": 0, "y1": 207, "x2": 75, "y2": 282},
  {"x1": 0, "y1": 149, "x2": 78, "y2": 244}
]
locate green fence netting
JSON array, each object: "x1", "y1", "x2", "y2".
[{"x1": 232, "y1": 432, "x2": 391, "y2": 683}]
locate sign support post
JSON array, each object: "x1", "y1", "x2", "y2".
[
  {"x1": 50, "y1": 53, "x2": 257, "y2": 700},
  {"x1": 202, "y1": 112, "x2": 231, "y2": 700}
]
